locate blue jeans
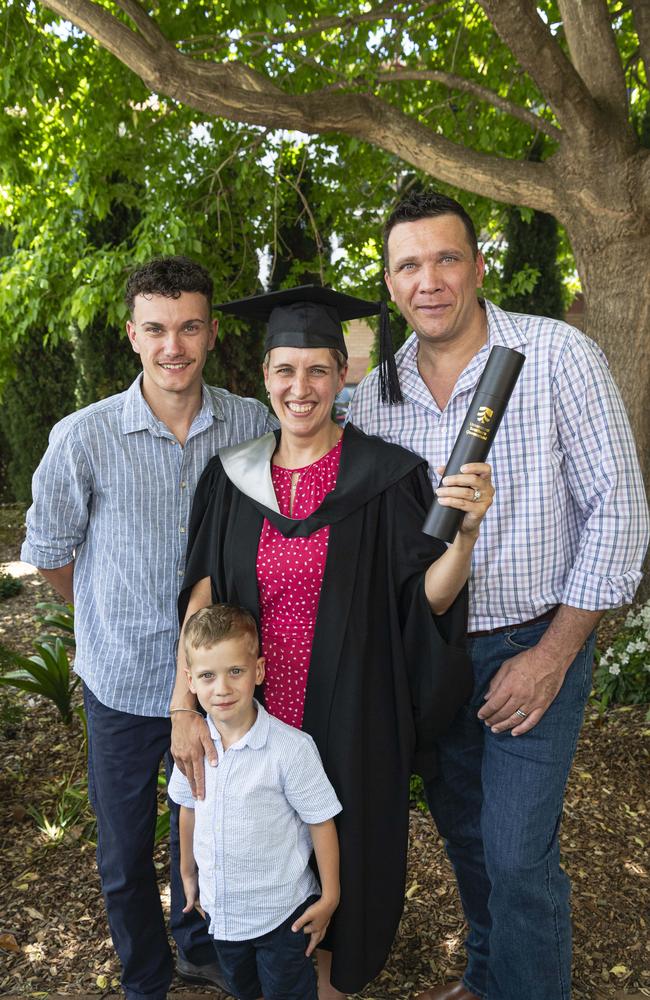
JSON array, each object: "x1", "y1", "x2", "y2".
[
  {"x1": 84, "y1": 685, "x2": 217, "y2": 1000},
  {"x1": 425, "y1": 621, "x2": 595, "y2": 1000},
  {"x1": 209, "y1": 896, "x2": 319, "y2": 1000}
]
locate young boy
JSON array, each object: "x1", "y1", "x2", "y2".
[{"x1": 168, "y1": 603, "x2": 341, "y2": 1000}]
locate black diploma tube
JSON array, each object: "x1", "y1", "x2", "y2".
[{"x1": 423, "y1": 345, "x2": 525, "y2": 543}]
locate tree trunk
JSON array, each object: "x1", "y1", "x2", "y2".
[{"x1": 568, "y1": 227, "x2": 650, "y2": 482}]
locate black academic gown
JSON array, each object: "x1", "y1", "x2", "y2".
[{"x1": 180, "y1": 423, "x2": 472, "y2": 994}]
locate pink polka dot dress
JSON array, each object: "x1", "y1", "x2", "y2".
[{"x1": 256, "y1": 439, "x2": 342, "y2": 729}]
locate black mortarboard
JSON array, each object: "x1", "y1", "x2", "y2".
[{"x1": 215, "y1": 284, "x2": 403, "y2": 404}]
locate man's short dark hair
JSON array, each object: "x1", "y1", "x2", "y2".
[
  {"x1": 383, "y1": 190, "x2": 479, "y2": 267},
  {"x1": 125, "y1": 256, "x2": 214, "y2": 315}
]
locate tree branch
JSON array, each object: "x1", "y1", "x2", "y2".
[
  {"x1": 557, "y1": 0, "x2": 630, "y2": 127},
  {"x1": 37, "y1": 0, "x2": 156, "y2": 70},
  {"x1": 36, "y1": 0, "x2": 560, "y2": 215},
  {"x1": 477, "y1": 0, "x2": 604, "y2": 141},
  {"x1": 113, "y1": 0, "x2": 168, "y2": 49},
  {"x1": 630, "y1": 0, "x2": 650, "y2": 76},
  {"x1": 40, "y1": 0, "x2": 282, "y2": 96},
  {"x1": 374, "y1": 68, "x2": 561, "y2": 140},
  {"x1": 369, "y1": 100, "x2": 559, "y2": 214}
]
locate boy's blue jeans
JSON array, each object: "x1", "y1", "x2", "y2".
[
  {"x1": 83, "y1": 685, "x2": 218, "y2": 1000},
  {"x1": 425, "y1": 620, "x2": 595, "y2": 1000}
]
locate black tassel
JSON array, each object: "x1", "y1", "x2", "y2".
[{"x1": 378, "y1": 302, "x2": 403, "y2": 405}]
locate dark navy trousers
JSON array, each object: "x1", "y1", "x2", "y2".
[{"x1": 84, "y1": 685, "x2": 217, "y2": 1000}]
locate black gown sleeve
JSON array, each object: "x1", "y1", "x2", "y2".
[
  {"x1": 178, "y1": 458, "x2": 223, "y2": 624},
  {"x1": 392, "y1": 464, "x2": 473, "y2": 779}
]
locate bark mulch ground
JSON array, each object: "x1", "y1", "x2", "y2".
[{"x1": 1, "y1": 503, "x2": 648, "y2": 999}]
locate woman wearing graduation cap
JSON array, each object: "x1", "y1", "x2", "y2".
[{"x1": 171, "y1": 286, "x2": 494, "y2": 997}]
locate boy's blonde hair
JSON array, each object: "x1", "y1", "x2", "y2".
[{"x1": 183, "y1": 604, "x2": 259, "y2": 664}]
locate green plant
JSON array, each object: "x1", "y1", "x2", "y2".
[
  {"x1": 0, "y1": 572, "x2": 22, "y2": 600},
  {"x1": 35, "y1": 600, "x2": 75, "y2": 650},
  {"x1": 409, "y1": 774, "x2": 428, "y2": 814},
  {"x1": 0, "y1": 637, "x2": 81, "y2": 725},
  {"x1": 593, "y1": 602, "x2": 650, "y2": 713},
  {"x1": 28, "y1": 773, "x2": 95, "y2": 844},
  {"x1": 155, "y1": 771, "x2": 171, "y2": 844},
  {"x1": 155, "y1": 807, "x2": 171, "y2": 844}
]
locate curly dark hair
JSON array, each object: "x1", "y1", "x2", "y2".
[
  {"x1": 383, "y1": 189, "x2": 479, "y2": 267},
  {"x1": 125, "y1": 256, "x2": 214, "y2": 314}
]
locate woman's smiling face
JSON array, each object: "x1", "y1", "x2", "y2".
[{"x1": 264, "y1": 347, "x2": 347, "y2": 439}]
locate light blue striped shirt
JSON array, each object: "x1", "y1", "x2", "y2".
[
  {"x1": 348, "y1": 299, "x2": 648, "y2": 632},
  {"x1": 22, "y1": 375, "x2": 274, "y2": 716},
  {"x1": 168, "y1": 701, "x2": 342, "y2": 941}
]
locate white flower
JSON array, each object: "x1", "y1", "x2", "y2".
[
  {"x1": 619, "y1": 652, "x2": 629, "y2": 665},
  {"x1": 609, "y1": 664, "x2": 621, "y2": 676}
]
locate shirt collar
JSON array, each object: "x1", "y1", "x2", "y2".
[
  {"x1": 484, "y1": 299, "x2": 529, "y2": 351},
  {"x1": 206, "y1": 699, "x2": 270, "y2": 751},
  {"x1": 121, "y1": 374, "x2": 225, "y2": 438},
  {"x1": 395, "y1": 297, "x2": 528, "y2": 407}
]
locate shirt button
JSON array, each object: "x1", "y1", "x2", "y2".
[
  {"x1": 180, "y1": 526, "x2": 186, "y2": 533},
  {"x1": 177, "y1": 569, "x2": 183, "y2": 577},
  {"x1": 180, "y1": 481, "x2": 187, "y2": 488}
]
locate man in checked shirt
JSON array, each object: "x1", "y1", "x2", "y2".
[
  {"x1": 22, "y1": 257, "x2": 275, "y2": 1000},
  {"x1": 348, "y1": 190, "x2": 648, "y2": 1000}
]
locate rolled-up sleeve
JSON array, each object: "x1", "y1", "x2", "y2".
[
  {"x1": 21, "y1": 425, "x2": 92, "y2": 570},
  {"x1": 554, "y1": 337, "x2": 649, "y2": 609}
]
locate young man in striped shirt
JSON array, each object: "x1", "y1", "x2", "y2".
[{"x1": 22, "y1": 256, "x2": 275, "y2": 1000}]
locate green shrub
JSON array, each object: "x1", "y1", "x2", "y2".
[
  {"x1": 0, "y1": 637, "x2": 81, "y2": 726},
  {"x1": 0, "y1": 572, "x2": 22, "y2": 600},
  {"x1": 0, "y1": 327, "x2": 77, "y2": 504},
  {"x1": 593, "y1": 601, "x2": 650, "y2": 712},
  {"x1": 409, "y1": 773, "x2": 428, "y2": 813},
  {"x1": 500, "y1": 136, "x2": 566, "y2": 320}
]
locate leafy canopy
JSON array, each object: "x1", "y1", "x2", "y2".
[{"x1": 1, "y1": 1, "x2": 646, "y2": 391}]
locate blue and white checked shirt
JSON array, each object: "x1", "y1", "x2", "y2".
[
  {"x1": 22, "y1": 375, "x2": 274, "y2": 716},
  {"x1": 168, "y1": 701, "x2": 342, "y2": 941},
  {"x1": 348, "y1": 300, "x2": 648, "y2": 632}
]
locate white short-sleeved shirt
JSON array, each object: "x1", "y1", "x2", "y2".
[{"x1": 168, "y1": 701, "x2": 342, "y2": 940}]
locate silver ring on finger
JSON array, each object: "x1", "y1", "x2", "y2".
[
  {"x1": 514, "y1": 708, "x2": 527, "y2": 719},
  {"x1": 472, "y1": 488, "x2": 482, "y2": 502}
]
